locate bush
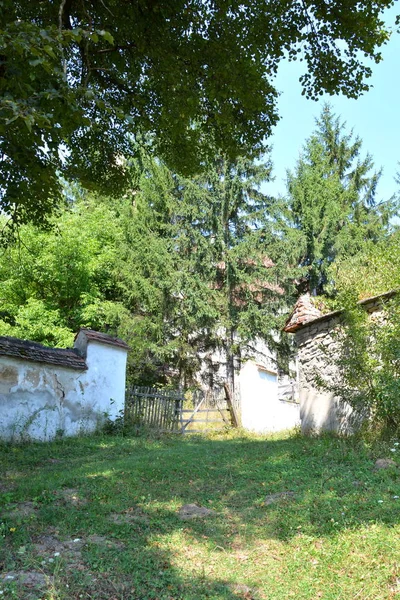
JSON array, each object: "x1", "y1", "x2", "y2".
[{"x1": 325, "y1": 294, "x2": 400, "y2": 435}]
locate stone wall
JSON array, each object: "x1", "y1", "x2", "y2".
[
  {"x1": 288, "y1": 291, "x2": 396, "y2": 434},
  {"x1": 0, "y1": 329, "x2": 129, "y2": 442},
  {"x1": 295, "y1": 313, "x2": 349, "y2": 433}
]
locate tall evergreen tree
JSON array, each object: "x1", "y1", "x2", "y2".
[
  {"x1": 118, "y1": 151, "x2": 298, "y2": 389},
  {"x1": 287, "y1": 104, "x2": 397, "y2": 296},
  {"x1": 0, "y1": 150, "x2": 298, "y2": 388}
]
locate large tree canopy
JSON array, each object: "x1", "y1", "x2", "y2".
[{"x1": 0, "y1": 0, "x2": 395, "y2": 230}]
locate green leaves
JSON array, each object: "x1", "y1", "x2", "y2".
[
  {"x1": 326, "y1": 294, "x2": 400, "y2": 433},
  {"x1": 0, "y1": 0, "x2": 395, "y2": 233},
  {"x1": 286, "y1": 104, "x2": 396, "y2": 296},
  {"x1": 0, "y1": 193, "x2": 124, "y2": 346},
  {"x1": 114, "y1": 150, "x2": 298, "y2": 385}
]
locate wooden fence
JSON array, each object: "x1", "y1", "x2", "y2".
[
  {"x1": 125, "y1": 386, "x2": 184, "y2": 432},
  {"x1": 125, "y1": 385, "x2": 241, "y2": 433}
]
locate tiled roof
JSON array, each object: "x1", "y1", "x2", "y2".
[
  {"x1": 76, "y1": 329, "x2": 130, "y2": 350},
  {"x1": 0, "y1": 336, "x2": 87, "y2": 370},
  {"x1": 284, "y1": 289, "x2": 399, "y2": 333},
  {"x1": 284, "y1": 294, "x2": 324, "y2": 333}
]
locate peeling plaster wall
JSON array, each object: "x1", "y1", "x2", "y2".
[
  {"x1": 0, "y1": 340, "x2": 127, "y2": 442},
  {"x1": 81, "y1": 341, "x2": 127, "y2": 423}
]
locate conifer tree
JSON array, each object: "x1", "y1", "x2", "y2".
[
  {"x1": 287, "y1": 104, "x2": 397, "y2": 296},
  {"x1": 119, "y1": 151, "x2": 298, "y2": 388}
]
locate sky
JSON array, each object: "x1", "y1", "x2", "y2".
[{"x1": 266, "y1": 5, "x2": 399, "y2": 202}]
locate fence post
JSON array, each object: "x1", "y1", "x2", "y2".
[{"x1": 224, "y1": 382, "x2": 239, "y2": 427}]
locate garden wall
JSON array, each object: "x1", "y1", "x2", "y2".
[
  {"x1": 239, "y1": 359, "x2": 300, "y2": 433},
  {"x1": 0, "y1": 329, "x2": 129, "y2": 442}
]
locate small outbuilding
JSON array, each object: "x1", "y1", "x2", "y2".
[{"x1": 284, "y1": 291, "x2": 396, "y2": 433}]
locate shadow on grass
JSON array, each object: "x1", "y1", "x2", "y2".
[{"x1": 1, "y1": 432, "x2": 399, "y2": 598}]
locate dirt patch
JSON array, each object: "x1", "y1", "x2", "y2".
[
  {"x1": 4, "y1": 470, "x2": 23, "y2": 478},
  {"x1": 87, "y1": 534, "x2": 125, "y2": 549},
  {"x1": 6, "y1": 501, "x2": 38, "y2": 519},
  {"x1": 55, "y1": 488, "x2": 88, "y2": 506},
  {"x1": 33, "y1": 533, "x2": 124, "y2": 558},
  {"x1": 178, "y1": 503, "x2": 216, "y2": 520},
  {"x1": 109, "y1": 507, "x2": 150, "y2": 525},
  {"x1": 374, "y1": 458, "x2": 397, "y2": 470},
  {"x1": 0, "y1": 481, "x2": 14, "y2": 493},
  {"x1": 263, "y1": 491, "x2": 296, "y2": 506},
  {"x1": 33, "y1": 534, "x2": 85, "y2": 566},
  {"x1": 230, "y1": 583, "x2": 254, "y2": 598},
  {"x1": 1, "y1": 570, "x2": 53, "y2": 589}
]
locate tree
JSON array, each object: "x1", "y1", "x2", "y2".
[
  {"x1": 310, "y1": 171, "x2": 400, "y2": 434},
  {"x1": 0, "y1": 193, "x2": 131, "y2": 346},
  {"x1": 286, "y1": 104, "x2": 397, "y2": 296},
  {"x1": 0, "y1": 1, "x2": 395, "y2": 232},
  {"x1": 318, "y1": 291, "x2": 400, "y2": 434},
  {"x1": 0, "y1": 147, "x2": 299, "y2": 388},
  {"x1": 327, "y1": 226, "x2": 400, "y2": 302},
  {"x1": 117, "y1": 150, "x2": 299, "y2": 389}
]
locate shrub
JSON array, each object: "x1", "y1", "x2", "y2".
[{"x1": 324, "y1": 294, "x2": 400, "y2": 435}]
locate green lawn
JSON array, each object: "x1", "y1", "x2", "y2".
[{"x1": 1, "y1": 430, "x2": 400, "y2": 599}]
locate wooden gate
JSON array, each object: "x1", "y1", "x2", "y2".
[
  {"x1": 180, "y1": 385, "x2": 240, "y2": 434},
  {"x1": 125, "y1": 385, "x2": 240, "y2": 434}
]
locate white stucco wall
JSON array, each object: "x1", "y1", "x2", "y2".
[
  {"x1": 239, "y1": 360, "x2": 300, "y2": 433},
  {"x1": 80, "y1": 341, "x2": 128, "y2": 422},
  {"x1": 196, "y1": 336, "x2": 299, "y2": 433},
  {"x1": 0, "y1": 332, "x2": 128, "y2": 442}
]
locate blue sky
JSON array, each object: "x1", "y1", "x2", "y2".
[{"x1": 267, "y1": 5, "x2": 399, "y2": 201}]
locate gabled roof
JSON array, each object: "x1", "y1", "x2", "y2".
[
  {"x1": 0, "y1": 329, "x2": 130, "y2": 370},
  {"x1": 283, "y1": 294, "x2": 324, "y2": 332},
  {"x1": 75, "y1": 328, "x2": 130, "y2": 350}
]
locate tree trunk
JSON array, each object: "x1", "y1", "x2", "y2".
[{"x1": 225, "y1": 327, "x2": 235, "y2": 396}]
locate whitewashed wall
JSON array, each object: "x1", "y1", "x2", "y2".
[
  {"x1": 239, "y1": 360, "x2": 300, "y2": 433},
  {"x1": 0, "y1": 330, "x2": 128, "y2": 442},
  {"x1": 197, "y1": 336, "x2": 300, "y2": 433}
]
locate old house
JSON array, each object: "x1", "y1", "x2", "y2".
[
  {"x1": 284, "y1": 291, "x2": 396, "y2": 433},
  {"x1": 197, "y1": 338, "x2": 300, "y2": 434}
]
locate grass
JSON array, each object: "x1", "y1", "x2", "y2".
[{"x1": 0, "y1": 429, "x2": 400, "y2": 599}]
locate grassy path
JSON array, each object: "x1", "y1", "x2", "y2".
[{"x1": 1, "y1": 430, "x2": 400, "y2": 599}]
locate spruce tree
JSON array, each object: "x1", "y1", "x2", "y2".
[
  {"x1": 287, "y1": 104, "x2": 397, "y2": 296},
  {"x1": 119, "y1": 151, "x2": 298, "y2": 389}
]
